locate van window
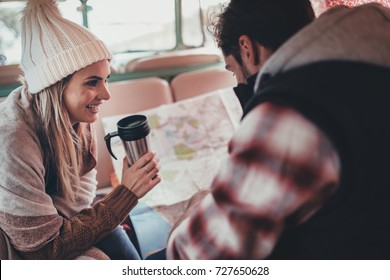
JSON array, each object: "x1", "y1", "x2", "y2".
[
  {"x1": 0, "y1": 0, "x2": 177, "y2": 65},
  {"x1": 7, "y1": 0, "x2": 389, "y2": 67},
  {"x1": 0, "y1": 1, "x2": 23, "y2": 65},
  {"x1": 86, "y1": 0, "x2": 176, "y2": 53},
  {"x1": 1, "y1": 0, "x2": 229, "y2": 66},
  {"x1": 182, "y1": 0, "x2": 204, "y2": 48},
  {"x1": 200, "y1": 0, "x2": 229, "y2": 49}
]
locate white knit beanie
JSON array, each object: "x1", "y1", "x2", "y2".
[{"x1": 21, "y1": 0, "x2": 112, "y2": 94}]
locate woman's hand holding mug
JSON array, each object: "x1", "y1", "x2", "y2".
[{"x1": 121, "y1": 151, "x2": 161, "y2": 198}]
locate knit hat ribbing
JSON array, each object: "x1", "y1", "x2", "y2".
[{"x1": 21, "y1": 0, "x2": 112, "y2": 94}]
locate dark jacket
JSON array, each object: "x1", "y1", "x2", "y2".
[{"x1": 244, "y1": 60, "x2": 390, "y2": 259}]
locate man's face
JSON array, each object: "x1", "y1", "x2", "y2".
[
  {"x1": 224, "y1": 54, "x2": 252, "y2": 84},
  {"x1": 224, "y1": 36, "x2": 274, "y2": 85}
]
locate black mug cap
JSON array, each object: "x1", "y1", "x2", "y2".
[{"x1": 117, "y1": 115, "x2": 150, "y2": 141}]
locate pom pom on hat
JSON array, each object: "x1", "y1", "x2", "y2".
[{"x1": 20, "y1": 0, "x2": 112, "y2": 94}]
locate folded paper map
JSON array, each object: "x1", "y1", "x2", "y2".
[{"x1": 102, "y1": 88, "x2": 242, "y2": 224}]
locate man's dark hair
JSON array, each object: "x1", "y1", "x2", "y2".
[{"x1": 212, "y1": 0, "x2": 315, "y2": 65}]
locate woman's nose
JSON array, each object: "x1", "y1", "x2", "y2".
[{"x1": 99, "y1": 84, "x2": 111, "y2": 100}]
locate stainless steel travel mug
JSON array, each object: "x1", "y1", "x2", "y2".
[{"x1": 104, "y1": 115, "x2": 151, "y2": 166}]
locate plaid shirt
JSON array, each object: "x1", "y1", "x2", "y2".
[{"x1": 167, "y1": 102, "x2": 340, "y2": 259}]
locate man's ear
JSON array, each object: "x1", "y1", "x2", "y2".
[
  {"x1": 239, "y1": 35, "x2": 272, "y2": 69},
  {"x1": 238, "y1": 35, "x2": 256, "y2": 65}
]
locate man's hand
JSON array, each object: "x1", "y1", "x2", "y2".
[{"x1": 171, "y1": 189, "x2": 210, "y2": 232}]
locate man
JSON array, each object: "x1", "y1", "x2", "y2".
[
  {"x1": 224, "y1": 0, "x2": 315, "y2": 109},
  {"x1": 167, "y1": 0, "x2": 390, "y2": 259}
]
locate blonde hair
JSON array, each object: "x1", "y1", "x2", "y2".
[{"x1": 24, "y1": 76, "x2": 90, "y2": 201}]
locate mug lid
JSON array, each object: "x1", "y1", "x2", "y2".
[{"x1": 117, "y1": 114, "x2": 150, "y2": 141}]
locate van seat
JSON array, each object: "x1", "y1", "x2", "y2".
[
  {"x1": 170, "y1": 68, "x2": 236, "y2": 101},
  {"x1": 125, "y1": 51, "x2": 222, "y2": 72},
  {"x1": 0, "y1": 64, "x2": 23, "y2": 85}
]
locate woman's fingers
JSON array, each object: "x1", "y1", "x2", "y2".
[
  {"x1": 142, "y1": 156, "x2": 160, "y2": 176},
  {"x1": 121, "y1": 151, "x2": 161, "y2": 198},
  {"x1": 150, "y1": 174, "x2": 161, "y2": 186},
  {"x1": 133, "y1": 151, "x2": 156, "y2": 169},
  {"x1": 123, "y1": 157, "x2": 129, "y2": 168}
]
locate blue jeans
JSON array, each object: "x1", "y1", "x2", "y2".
[
  {"x1": 95, "y1": 226, "x2": 141, "y2": 260},
  {"x1": 129, "y1": 202, "x2": 171, "y2": 259}
]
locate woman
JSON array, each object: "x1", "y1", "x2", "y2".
[{"x1": 0, "y1": 0, "x2": 160, "y2": 259}]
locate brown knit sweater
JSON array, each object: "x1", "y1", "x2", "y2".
[
  {"x1": 19, "y1": 185, "x2": 138, "y2": 260},
  {"x1": 0, "y1": 87, "x2": 139, "y2": 259}
]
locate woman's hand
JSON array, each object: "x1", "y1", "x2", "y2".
[{"x1": 121, "y1": 152, "x2": 161, "y2": 198}]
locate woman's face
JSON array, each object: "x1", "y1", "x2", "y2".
[{"x1": 63, "y1": 59, "x2": 111, "y2": 125}]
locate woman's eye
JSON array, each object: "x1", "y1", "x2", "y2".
[{"x1": 86, "y1": 80, "x2": 98, "y2": 87}]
